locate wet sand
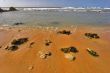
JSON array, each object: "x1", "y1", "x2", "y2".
[{"x1": 0, "y1": 25, "x2": 110, "y2": 73}]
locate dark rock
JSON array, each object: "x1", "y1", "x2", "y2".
[
  {"x1": 87, "y1": 48, "x2": 99, "y2": 57},
  {"x1": 45, "y1": 43, "x2": 50, "y2": 46},
  {"x1": 13, "y1": 22, "x2": 24, "y2": 25},
  {"x1": 0, "y1": 46, "x2": 2, "y2": 48},
  {"x1": 39, "y1": 50, "x2": 52, "y2": 59},
  {"x1": 0, "y1": 8, "x2": 4, "y2": 12},
  {"x1": 69, "y1": 47, "x2": 78, "y2": 53},
  {"x1": 48, "y1": 52, "x2": 52, "y2": 56},
  {"x1": 5, "y1": 45, "x2": 18, "y2": 51},
  {"x1": 18, "y1": 30, "x2": 22, "y2": 32},
  {"x1": 5, "y1": 46, "x2": 9, "y2": 50},
  {"x1": 85, "y1": 33, "x2": 100, "y2": 39},
  {"x1": 61, "y1": 48, "x2": 70, "y2": 53},
  {"x1": 45, "y1": 40, "x2": 52, "y2": 46},
  {"x1": 9, "y1": 45, "x2": 18, "y2": 51},
  {"x1": 11, "y1": 38, "x2": 28, "y2": 46},
  {"x1": 57, "y1": 30, "x2": 71, "y2": 35},
  {"x1": 61, "y1": 46, "x2": 78, "y2": 53},
  {"x1": 9, "y1": 7, "x2": 17, "y2": 11},
  {"x1": 0, "y1": 7, "x2": 18, "y2": 13},
  {"x1": 29, "y1": 42, "x2": 35, "y2": 48},
  {"x1": 46, "y1": 51, "x2": 52, "y2": 56}
]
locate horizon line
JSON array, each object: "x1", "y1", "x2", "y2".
[{"x1": 0, "y1": 6, "x2": 110, "y2": 8}]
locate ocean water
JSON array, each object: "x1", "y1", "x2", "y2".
[{"x1": 0, "y1": 10, "x2": 110, "y2": 27}]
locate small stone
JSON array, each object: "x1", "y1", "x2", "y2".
[
  {"x1": 45, "y1": 51, "x2": 52, "y2": 56},
  {"x1": 18, "y1": 30, "x2": 21, "y2": 32},
  {"x1": 45, "y1": 43, "x2": 50, "y2": 46},
  {"x1": 38, "y1": 50, "x2": 52, "y2": 59},
  {"x1": 64, "y1": 53, "x2": 76, "y2": 61},
  {"x1": 45, "y1": 40, "x2": 52, "y2": 46},
  {"x1": 29, "y1": 42, "x2": 35, "y2": 48},
  {"x1": 40, "y1": 54, "x2": 47, "y2": 59},
  {"x1": 57, "y1": 30, "x2": 71, "y2": 35},
  {"x1": 0, "y1": 46, "x2": 2, "y2": 48},
  {"x1": 28, "y1": 66, "x2": 34, "y2": 70}
]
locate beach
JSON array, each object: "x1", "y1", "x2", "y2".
[{"x1": 0, "y1": 25, "x2": 110, "y2": 73}]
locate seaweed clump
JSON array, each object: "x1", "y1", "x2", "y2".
[
  {"x1": 57, "y1": 30, "x2": 71, "y2": 35},
  {"x1": 85, "y1": 33, "x2": 100, "y2": 39}
]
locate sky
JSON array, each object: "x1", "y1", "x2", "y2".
[{"x1": 0, "y1": 0, "x2": 110, "y2": 7}]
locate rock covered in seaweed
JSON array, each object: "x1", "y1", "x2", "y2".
[
  {"x1": 5, "y1": 45, "x2": 18, "y2": 51},
  {"x1": 85, "y1": 33, "x2": 100, "y2": 39},
  {"x1": 57, "y1": 30, "x2": 72, "y2": 35},
  {"x1": 11, "y1": 38, "x2": 28, "y2": 46},
  {"x1": 61, "y1": 46, "x2": 78, "y2": 53},
  {"x1": 87, "y1": 48, "x2": 99, "y2": 57},
  {"x1": 9, "y1": 7, "x2": 17, "y2": 11}
]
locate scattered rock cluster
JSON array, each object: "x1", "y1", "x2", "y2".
[
  {"x1": 85, "y1": 33, "x2": 100, "y2": 39},
  {"x1": 2, "y1": 29, "x2": 100, "y2": 62}
]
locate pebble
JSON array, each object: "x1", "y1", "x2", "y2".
[
  {"x1": 28, "y1": 66, "x2": 34, "y2": 70},
  {"x1": 64, "y1": 53, "x2": 76, "y2": 61}
]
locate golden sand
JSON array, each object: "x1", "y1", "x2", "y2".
[{"x1": 0, "y1": 26, "x2": 110, "y2": 73}]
